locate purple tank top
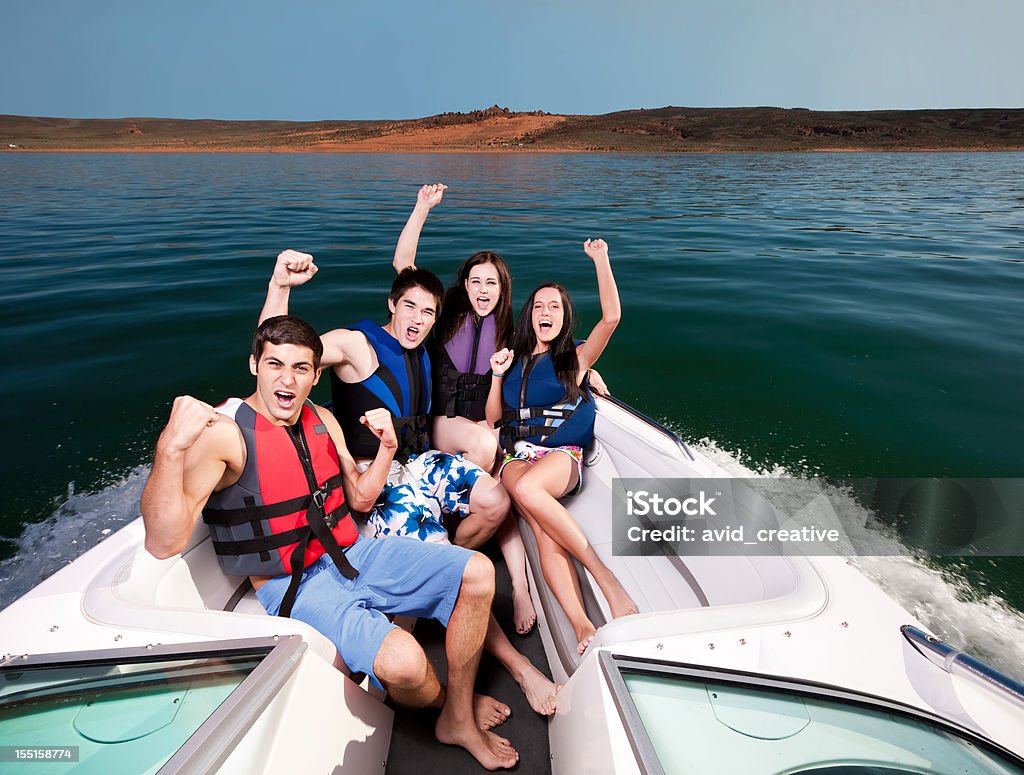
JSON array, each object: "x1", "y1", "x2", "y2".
[{"x1": 445, "y1": 314, "x2": 496, "y2": 375}]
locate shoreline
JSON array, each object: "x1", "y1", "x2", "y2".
[
  {"x1": 5, "y1": 106, "x2": 1022, "y2": 155},
  {"x1": 6, "y1": 145, "x2": 1024, "y2": 154}
]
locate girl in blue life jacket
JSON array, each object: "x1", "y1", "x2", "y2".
[{"x1": 487, "y1": 239, "x2": 638, "y2": 655}]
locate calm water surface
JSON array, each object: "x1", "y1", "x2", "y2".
[{"x1": 1, "y1": 152, "x2": 1022, "y2": 669}]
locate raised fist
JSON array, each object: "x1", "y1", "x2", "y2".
[
  {"x1": 489, "y1": 348, "x2": 515, "y2": 376},
  {"x1": 360, "y1": 408, "x2": 398, "y2": 451},
  {"x1": 272, "y1": 249, "x2": 318, "y2": 289},
  {"x1": 416, "y1": 183, "x2": 448, "y2": 210},
  {"x1": 159, "y1": 396, "x2": 220, "y2": 455},
  {"x1": 583, "y1": 239, "x2": 609, "y2": 263}
]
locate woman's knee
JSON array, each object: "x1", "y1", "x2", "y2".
[
  {"x1": 465, "y1": 430, "x2": 499, "y2": 470},
  {"x1": 510, "y1": 473, "x2": 552, "y2": 514}
]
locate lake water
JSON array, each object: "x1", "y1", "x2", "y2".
[{"x1": 1, "y1": 151, "x2": 1022, "y2": 674}]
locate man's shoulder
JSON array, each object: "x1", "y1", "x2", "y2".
[
  {"x1": 309, "y1": 401, "x2": 337, "y2": 425},
  {"x1": 212, "y1": 396, "x2": 246, "y2": 420},
  {"x1": 185, "y1": 406, "x2": 245, "y2": 481},
  {"x1": 323, "y1": 326, "x2": 373, "y2": 355},
  {"x1": 309, "y1": 402, "x2": 348, "y2": 449}
]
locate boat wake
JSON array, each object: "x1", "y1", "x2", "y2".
[
  {"x1": 692, "y1": 437, "x2": 1024, "y2": 682},
  {"x1": 2, "y1": 444, "x2": 1022, "y2": 683},
  {"x1": 0, "y1": 467, "x2": 147, "y2": 611}
]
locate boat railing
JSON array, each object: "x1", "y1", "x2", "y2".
[
  {"x1": 902, "y1": 625, "x2": 1024, "y2": 709},
  {"x1": 597, "y1": 393, "x2": 696, "y2": 462}
]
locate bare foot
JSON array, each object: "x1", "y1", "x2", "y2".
[
  {"x1": 575, "y1": 622, "x2": 597, "y2": 655},
  {"x1": 474, "y1": 693, "x2": 511, "y2": 730},
  {"x1": 513, "y1": 663, "x2": 560, "y2": 715},
  {"x1": 601, "y1": 576, "x2": 639, "y2": 619},
  {"x1": 436, "y1": 712, "x2": 519, "y2": 771},
  {"x1": 512, "y1": 584, "x2": 537, "y2": 635}
]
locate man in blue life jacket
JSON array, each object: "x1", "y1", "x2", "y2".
[
  {"x1": 141, "y1": 315, "x2": 519, "y2": 770},
  {"x1": 259, "y1": 251, "x2": 510, "y2": 547},
  {"x1": 259, "y1": 251, "x2": 562, "y2": 717}
]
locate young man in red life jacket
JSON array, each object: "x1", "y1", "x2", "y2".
[
  {"x1": 140, "y1": 315, "x2": 519, "y2": 771},
  {"x1": 259, "y1": 252, "x2": 561, "y2": 717}
]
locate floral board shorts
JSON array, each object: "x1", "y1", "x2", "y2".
[
  {"x1": 497, "y1": 440, "x2": 584, "y2": 497},
  {"x1": 363, "y1": 450, "x2": 486, "y2": 544}
]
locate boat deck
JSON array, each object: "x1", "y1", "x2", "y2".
[{"x1": 386, "y1": 541, "x2": 554, "y2": 774}]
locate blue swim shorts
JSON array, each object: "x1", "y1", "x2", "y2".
[
  {"x1": 255, "y1": 535, "x2": 472, "y2": 690},
  {"x1": 365, "y1": 450, "x2": 486, "y2": 543}
]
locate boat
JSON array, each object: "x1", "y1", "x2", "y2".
[{"x1": 1, "y1": 395, "x2": 1022, "y2": 773}]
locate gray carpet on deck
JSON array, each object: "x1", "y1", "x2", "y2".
[{"x1": 385, "y1": 541, "x2": 553, "y2": 774}]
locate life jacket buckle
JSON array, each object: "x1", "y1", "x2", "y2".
[{"x1": 312, "y1": 486, "x2": 328, "y2": 511}]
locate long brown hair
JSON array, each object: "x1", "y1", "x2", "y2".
[
  {"x1": 509, "y1": 283, "x2": 589, "y2": 404},
  {"x1": 436, "y1": 251, "x2": 513, "y2": 348}
]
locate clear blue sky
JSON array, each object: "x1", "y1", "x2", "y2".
[{"x1": 2, "y1": 0, "x2": 1021, "y2": 120}]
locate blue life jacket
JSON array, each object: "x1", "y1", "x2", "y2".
[
  {"x1": 499, "y1": 349, "x2": 594, "y2": 451},
  {"x1": 330, "y1": 320, "x2": 431, "y2": 462}
]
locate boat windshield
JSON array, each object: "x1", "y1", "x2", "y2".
[
  {"x1": 0, "y1": 636, "x2": 299, "y2": 774},
  {"x1": 603, "y1": 654, "x2": 1024, "y2": 775}
]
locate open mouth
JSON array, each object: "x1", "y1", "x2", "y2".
[
  {"x1": 475, "y1": 296, "x2": 491, "y2": 310},
  {"x1": 274, "y1": 390, "x2": 296, "y2": 409},
  {"x1": 405, "y1": 325, "x2": 420, "y2": 341},
  {"x1": 538, "y1": 321, "x2": 553, "y2": 333}
]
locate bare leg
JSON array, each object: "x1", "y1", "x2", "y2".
[
  {"x1": 432, "y1": 415, "x2": 500, "y2": 471},
  {"x1": 485, "y1": 613, "x2": 560, "y2": 715},
  {"x1": 434, "y1": 553, "x2": 519, "y2": 770},
  {"x1": 509, "y1": 454, "x2": 638, "y2": 620},
  {"x1": 501, "y1": 462, "x2": 597, "y2": 654},
  {"x1": 521, "y1": 501, "x2": 597, "y2": 654},
  {"x1": 495, "y1": 512, "x2": 536, "y2": 634},
  {"x1": 448, "y1": 466, "x2": 557, "y2": 712},
  {"x1": 373, "y1": 628, "x2": 442, "y2": 708}
]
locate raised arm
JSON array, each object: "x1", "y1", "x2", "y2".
[
  {"x1": 392, "y1": 183, "x2": 447, "y2": 273},
  {"x1": 256, "y1": 250, "x2": 354, "y2": 371},
  {"x1": 576, "y1": 239, "x2": 621, "y2": 374},
  {"x1": 141, "y1": 397, "x2": 242, "y2": 559},
  {"x1": 315, "y1": 405, "x2": 397, "y2": 512},
  {"x1": 259, "y1": 249, "x2": 319, "y2": 324}
]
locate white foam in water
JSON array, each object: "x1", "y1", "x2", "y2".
[
  {"x1": 691, "y1": 436, "x2": 1024, "y2": 681},
  {"x1": 0, "y1": 467, "x2": 148, "y2": 611},
  {"x1": 3, "y1": 443, "x2": 1023, "y2": 682}
]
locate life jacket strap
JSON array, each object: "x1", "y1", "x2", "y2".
[
  {"x1": 500, "y1": 406, "x2": 576, "y2": 425},
  {"x1": 203, "y1": 473, "x2": 346, "y2": 526},
  {"x1": 456, "y1": 372, "x2": 490, "y2": 401},
  {"x1": 391, "y1": 413, "x2": 430, "y2": 463},
  {"x1": 278, "y1": 501, "x2": 360, "y2": 619}
]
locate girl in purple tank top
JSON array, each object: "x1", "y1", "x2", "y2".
[{"x1": 392, "y1": 185, "x2": 541, "y2": 643}]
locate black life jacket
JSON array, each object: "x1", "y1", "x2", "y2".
[
  {"x1": 202, "y1": 398, "x2": 358, "y2": 618},
  {"x1": 433, "y1": 314, "x2": 495, "y2": 422},
  {"x1": 330, "y1": 320, "x2": 431, "y2": 463}
]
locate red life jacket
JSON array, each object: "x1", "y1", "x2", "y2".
[{"x1": 202, "y1": 398, "x2": 359, "y2": 617}]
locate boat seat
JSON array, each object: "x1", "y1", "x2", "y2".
[
  {"x1": 103, "y1": 520, "x2": 338, "y2": 665},
  {"x1": 521, "y1": 416, "x2": 813, "y2": 679},
  {"x1": 173, "y1": 520, "x2": 253, "y2": 612}
]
